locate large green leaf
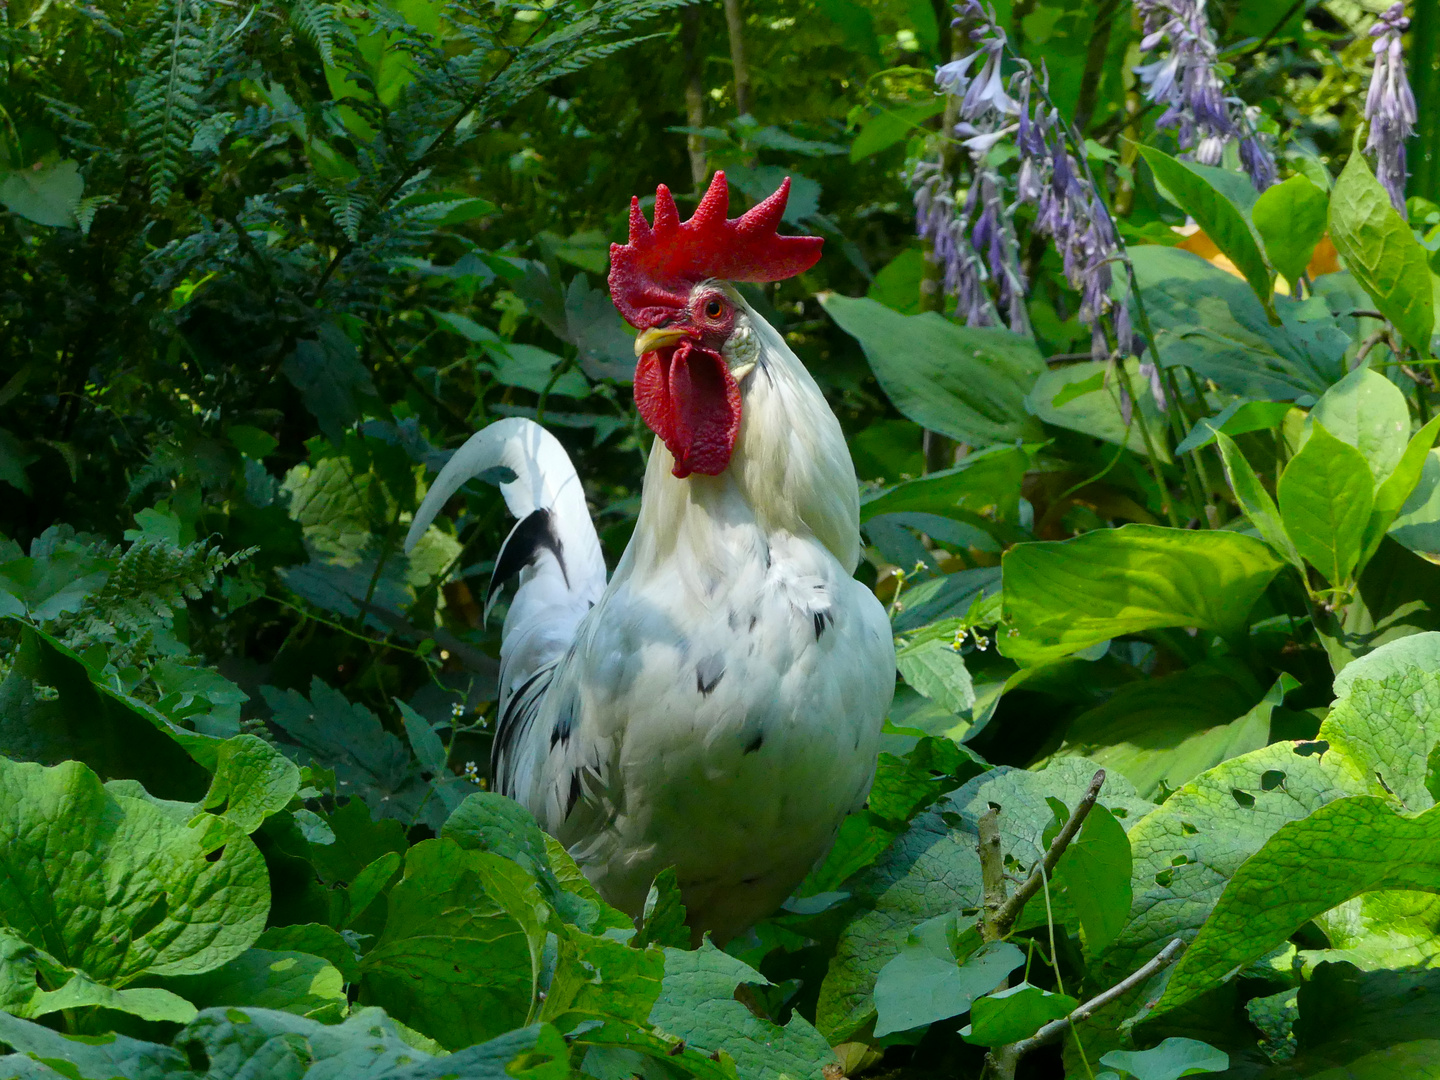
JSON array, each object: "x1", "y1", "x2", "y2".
[
  {"x1": 1000, "y1": 525, "x2": 1285, "y2": 664},
  {"x1": 157, "y1": 947, "x2": 347, "y2": 1021},
  {"x1": 1310, "y1": 366, "x2": 1412, "y2": 483},
  {"x1": 1131, "y1": 246, "x2": 1348, "y2": 400},
  {"x1": 650, "y1": 943, "x2": 836, "y2": 1080},
  {"x1": 820, "y1": 293, "x2": 1045, "y2": 446},
  {"x1": 1140, "y1": 148, "x2": 1274, "y2": 312},
  {"x1": 1278, "y1": 424, "x2": 1375, "y2": 588},
  {"x1": 1099, "y1": 1037, "x2": 1228, "y2": 1080},
  {"x1": 961, "y1": 983, "x2": 1077, "y2": 1046},
  {"x1": 0, "y1": 757, "x2": 268, "y2": 1015},
  {"x1": 1055, "y1": 803, "x2": 1133, "y2": 956},
  {"x1": 1046, "y1": 661, "x2": 1276, "y2": 801},
  {"x1": 1252, "y1": 174, "x2": 1330, "y2": 286},
  {"x1": 872, "y1": 914, "x2": 1023, "y2": 1037},
  {"x1": 1215, "y1": 433, "x2": 1304, "y2": 571},
  {"x1": 1025, "y1": 359, "x2": 1172, "y2": 462},
  {"x1": 860, "y1": 445, "x2": 1031, "y2": 523},
  {"x1": 358, "y1": 838, "x2": 543, "y2": 1049},
  {"x1": 1328, "y1": 150, "x2": 1435, "y2": 353},
  {"x1": 0, "y1": 160, "x2": 84, "y2": 228},
  {"x1": 1153, "y1": 797, "x2": 1440, "y2": 1017}
]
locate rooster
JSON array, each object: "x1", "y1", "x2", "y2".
[{"x1": 406, "y1": 173, "x2": 894, "y2": 942}]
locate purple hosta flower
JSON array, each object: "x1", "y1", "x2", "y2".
[
  {"x1": 1365, "y1": 2, "x2": 1416, "y2": 215},
  {"x1": 1134, "y1": 0, "x2": 1277, "y2": 190},
  {"x1": 912, "y1": 161, "x2": 1000, "y2": 328}
]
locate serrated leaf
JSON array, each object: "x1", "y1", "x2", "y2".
[{"x1": 634, "y1": 867, "x2": 690, "y2": 950}]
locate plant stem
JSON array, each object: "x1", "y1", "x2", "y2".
[
  {"x1": 681, "y1": 5, "x2": 707, "y2": 188},
  {"x1": 722, "y1": 0, "x2": 750, "y2": 116},
  {"x1": 993, "y1": 769, "x2": 1105, "y2": 935}
]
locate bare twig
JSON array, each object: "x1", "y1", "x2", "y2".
[
  {"x1": 1354, "y1": 327, "x2": 1394, "y2": 368},
  {"x1": 978, "y1": 806, "x2": 1007, "y2": 942},
  {"x1": 986, "y1": 938, "x2": 1186, "y2": 1079},
  {"x1": 721, "y1": 0, "x2": 750, "y2": 116},
  {"x1": 993, "y1": 770, "x2": 1106, "y2": 937}
]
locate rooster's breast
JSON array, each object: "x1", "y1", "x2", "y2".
[{"x1": 530, "y1": 531, "x2": 894, "y2": 942}]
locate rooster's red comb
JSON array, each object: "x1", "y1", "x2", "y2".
[{"x1": 608, "y1": 171, "x2": 823, "y2": 328}]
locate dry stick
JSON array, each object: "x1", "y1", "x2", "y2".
[
  {"x1": 986, "y1": 938, "x2": 1187, "y2": 1080},
  {"x1": 977, "y1": 807, "x2": 1008, "y2": 942}
]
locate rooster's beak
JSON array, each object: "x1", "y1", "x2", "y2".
[{"x1": 634, "y1": 326, "x2": 690, "y2": 357}]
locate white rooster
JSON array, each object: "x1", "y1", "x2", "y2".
[{"x1": 406, "y1": 172, "x2": 894, "y2": 943}]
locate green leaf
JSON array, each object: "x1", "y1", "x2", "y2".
[
  {"x1": 1132, "y1": 246, "x2": 1347, "y2": 401},
  {"x1": 255, "y1": 922, "x2": 360, "y2": 982},
  {"x1": 816, "y1": 760, "x2": 1148, "y2": 1041},
  {"x1": 28, "y1": 971, "x2": 197, "y2": 1024},
  {"x1": 872, "y1": 914, "x2": 1022, "y2": 1036},
  {"x1": 820, "y1": 293, "x2": 1046, "y2": 446},
  {"x1": 1153, "y1": 797, "x2": 1440, "y2": 1016},
  {"x1": 1329, "y1": 149, "x2": 1435, "y2": 353},
  {"x1": 1056, "y1": 804, "x2": 1133, "y2": 955},
  {"x1": 0, "y1": 160, "x2": 84, "y2": 228},
  {"x1": 198, "y1": 733, "x2": 301, "y2": 833},
  {"x1": 1099, "y1": 1037, "x2": 1229, "y2": 1079},
  {"x1": 1048, "y1": 665, "x2": 1292, "y2": 801},
  {"x1": 359, "y1": 838, "x2": 545, "y2": 1049},
  {"x1": 961, "y1": 982, "x2": 1077, "y2": 1046},
  {"x1": 157, "y1": 947, "x2": 346, "y2": 1021},
  {"x1": 1299, "y1": 1039, "x2": 1440, "y2": 1079},
  {"x1": 1278, "y1": 423, "x2": 1375, "y2": 588},
  {"x1": 1215, "y1": 433, "x2": 1305, "y2": 571},
  {"x1": 1252, "y1": 174, "x2": 1330, "y2": 285},
  {"x1": 895, "y1": 637, "x2": 974, "y2": 715},
  {"x1": 633, "y1": 867, "x2": 690, "y2": 950},
  {"x1": 650, "y1": 942, "x2": 837, "y2": 1080},
  {"x1": 0, "y1": 757, "x2": 268, "y2": 992},
  {"x1": 849, "y1": 103, "x2": 944, "y2": 161},
  {"x1": 1174, "y1": 400, "x2": 1293, "y2": 455},
  {"x1": 861, "y1": 445, "x2": 1032, "y2": 523},
  {"x1": 1025, "y1": 359, "x2": 1172, "y2": 462},
  {"x1": 867, "y1": 248, "x2": 926, "y2": 315},
  {"x1": 1140, "y1": 148, "x2": 1275, "y2": 314},
  {"x1": 282, "y1": 322, "x2": 378, "y2": 445},
  {"x1": 1365, "y1": 416, "x2": 1440, "y2": 564},
  {"x1": 1000, "y1": 524, "x2": 1286, "y2": 664},
  {"x1": 1311, "y1": 366, "x2": 1412, "y2": 483}
]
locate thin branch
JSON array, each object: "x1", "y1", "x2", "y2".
[
  {"x1": 978, "y1": 806, "x2": 1007, "y2": 942},
  {"x1": 985, "y1": 939, "x2": 1186, "y2": 1080},
  {"x1": 993, "y1": 769, "x2": 1105, "y2": 936}
]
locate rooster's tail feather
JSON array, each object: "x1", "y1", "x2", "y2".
[{"x1": 405, "y1": 418, "x2": 606, "y2": 716}]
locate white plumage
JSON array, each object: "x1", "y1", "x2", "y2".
[{"x1": 407, "y1": 290, "x2": 894, "y2": 942}]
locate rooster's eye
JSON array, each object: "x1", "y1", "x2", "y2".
[{"x1": 704, "y1": 298, "x2": 724, "y2": 319}]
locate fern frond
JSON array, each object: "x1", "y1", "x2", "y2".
[
  {"x1": 287, "y1": 0, "x2": 351, "y2": 67},
  {"x1": 133, "y1": 0, "x2": 210, "y2": 204}
]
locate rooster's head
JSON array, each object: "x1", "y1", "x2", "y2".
[{"x1": 608, "y1": 172, "x2": 823, "y2": 478}]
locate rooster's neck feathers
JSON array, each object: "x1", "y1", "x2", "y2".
[{"x1": 620, "y1": 293, "x2": 860, "y2": 585}]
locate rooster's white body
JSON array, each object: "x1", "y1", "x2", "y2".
[{"x1": 408, "y1": 182, "x2": 894, "y2": 942}]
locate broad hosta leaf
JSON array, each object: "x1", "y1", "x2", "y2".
[
  {"x1": 1328, "y1": 149, "x2": 1435, "y2": 353},
  {"x1": 1252, "y1": 174, "x2": 1329, "y2": 286},
  {"x1": 1132, "y1": 246, "x2": 1347, "y2": 400},
  {"x1": 860, "y1": 445, "x2": 1031, "y2": 523},
  {"x1": 1099, "y1": 1036, "x2": 1228, "y2": 1079},
  {"x1": 960, "y1": 983, "x2": 1077, "y2": 1046},
  {"x1": 1047, "y1": 660, "x2": 1272, "y2": 800},
  {"x1": 817, "y1": 759, "x2": 1148, "y2": 1041},
  {"x1": 1278, "y1": 424, "x2": 1374, "y2": 588},
  {"x1": 1140, "y1": 148, "x2": 1274, "y2": 312},
  {"x1": 1310, "y1": 366, "x2": 1412, "y2": 483},
  {"x1": 0, "y1": 757, "x2": 268, "y2": 995},
  {"x1": 650, "y1": 943, "x2": 837, "y2": 1080},
  {"x1": 872, "y1": 914, "x2": 1022, "y2": 1036},
  {"x1": 1152, "y1": 796, "x2": 1440, "y2": 1017},
  {"x1": 820, "y1": 293, "x2": 1045, "y2": 447},
  {"x1": 1000, "y1": 525, "x2": 1285, "y2": 664},
  {"x1": 1025, "y1": 359, "x2": 1172, "y2": 463}
]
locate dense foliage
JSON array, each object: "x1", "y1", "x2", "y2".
[{"x1": 3, "y1": 0, "x2": 1440, "y2": 1076}]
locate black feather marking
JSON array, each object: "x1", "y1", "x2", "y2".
[
  {"x1": 565, "y1": 771, "x2": 582, "y2": 818},
  {"x1": 550, "y1": 703, "x2": 573, "y2": 750},
  {"x1": 696, "y1": 653, "x2": 725, "y2": 696},
  {"x1": 813, "y1": 610, "x2": 833, "y2": 640},
  {"x1": 748, "y1": 614, "x2": 758, "y2": 632},
  {"x1": 491, "y1": 661, "x2": 557, "y2": 796},
  {"x1": 487, "y1": 508, "x2": 569, "y2": 613},
  {"x1": 743, "y1": 730, "x2": 764, "y2": 755}
]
